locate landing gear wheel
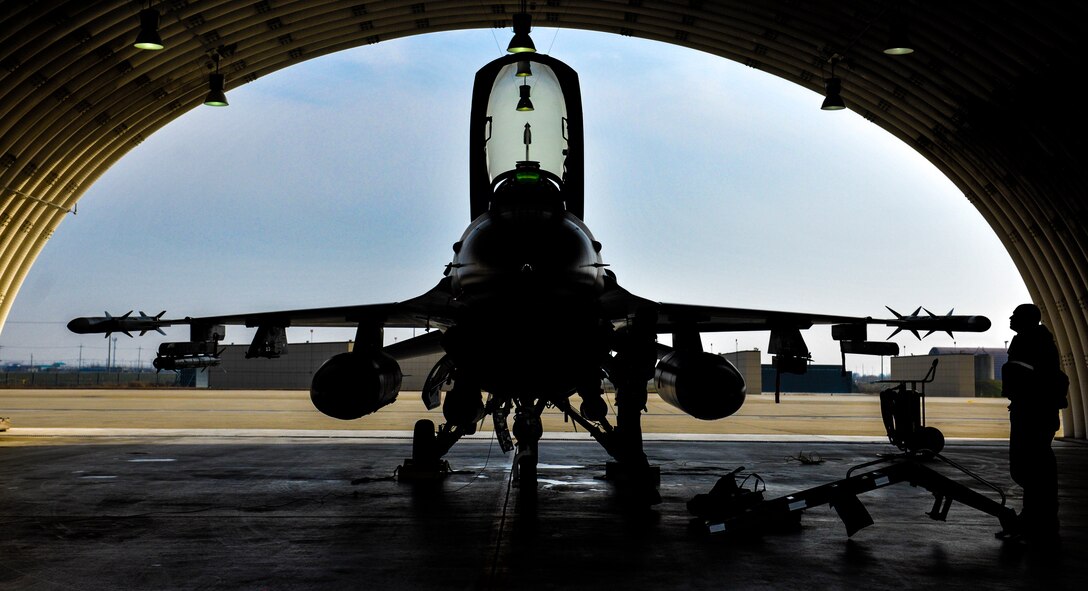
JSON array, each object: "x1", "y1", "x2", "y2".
[
  {"x1": 412, "y1": 419, "x2": 439, "y2": 464},
  {"x1": 398, "y1": 419, "x2": 448, "y2": 482},
  {"x1": 517, "y1": 453, "x2": 538, "y2": 486}
]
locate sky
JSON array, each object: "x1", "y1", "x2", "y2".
[{"x1": 0, "y1": 29, "x2": 1030, "y2": 374}]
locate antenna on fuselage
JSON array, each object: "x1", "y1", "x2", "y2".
[{"x1": 523, "y1": 122, "x2": 532, "y2": 161}]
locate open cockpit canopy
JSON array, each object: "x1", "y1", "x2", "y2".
[{"x1": 470, "y1": 54, "x2": 584, "y2": 220}]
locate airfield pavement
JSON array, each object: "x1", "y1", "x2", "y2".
[{"x1": 1, "y1": 389, "x2": 1084, "y2": 590}]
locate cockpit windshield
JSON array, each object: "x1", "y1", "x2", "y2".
[{"x1": 484, "y1": 61, "x2": 568, "y2": 184}]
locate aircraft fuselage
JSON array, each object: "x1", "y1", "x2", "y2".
[{"x1": 444, "y1": 198, "x2": 610, "y2": 398}]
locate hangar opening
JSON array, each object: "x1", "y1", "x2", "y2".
[{"x1": 0, "y1": 2, "x2": 1083, "y2": 437}]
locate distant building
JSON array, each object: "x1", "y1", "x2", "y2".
[
  {"x1": 208, "y1": 342, "x2": 351, "y2": 389},
  {"x1": 720, "y1": 350, "x2": 761, "y2": 394},
  {"x1": 209, "y1": 343, "x2": 766, "y2": 396},
  {"x1": 208, "y1": 341, "x2": 445, "y2": 390},
  {"x1": 890, "y1": 354, "x2": 977, "y2": 397},
  {"x1": 928, "y1": 346, "x2": 1007, "y2": 380},
  {"x1": 760, "y1": 364, "x2": 854, "y2": 394}
]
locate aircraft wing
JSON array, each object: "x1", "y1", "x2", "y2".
[
  {"x1": 68, "y1": 279, "x2": 461, "y2": 336},
  {"x1": 600, "y1": 284, "x2": 990, "y2": 338},
  {"x1": 167, "y1": 280, "x2": 460, "y2": 331},
  {"x1": 648, "y1": 302, "x2": 868, "y2": 333}
]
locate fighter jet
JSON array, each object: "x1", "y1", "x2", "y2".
[{"x1": 68, "y1": 52, "x2": 989, "y2": 499}]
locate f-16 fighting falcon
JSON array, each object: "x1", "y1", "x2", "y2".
[{"x1": 70, "y1": 37, "x2": 989, "y2": 503}]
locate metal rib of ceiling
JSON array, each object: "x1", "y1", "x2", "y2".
[{"x1": 1, "y1": 1, "x2": 1085, "y2": 436}]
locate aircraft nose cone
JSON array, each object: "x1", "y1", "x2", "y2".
[{"x1": 67, "y1": 318, "x2": 89, "y2": 333}]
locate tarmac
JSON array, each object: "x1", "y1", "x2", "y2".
[{"x1": 0, "y1": 390, "x2": 1084, "y2": 590}]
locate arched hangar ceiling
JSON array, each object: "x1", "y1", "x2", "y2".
[{"x1": 1, "y1": 1, "x2": 1086, "y2": 435}]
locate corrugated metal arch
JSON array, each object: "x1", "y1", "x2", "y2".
[{"x1": 2, "y1": 1, "x2": 1085, "y2": 436}]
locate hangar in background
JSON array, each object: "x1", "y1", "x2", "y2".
[
  {"x1": 208, "y1": 341, "x2": 442, "y2": 391},
  {"x1": 891, "y1": 354, "x2": 993, "y2": 398},
  {"x1": 208, "y1": 345, "x2": 773, "y2": 395},
  {"x1": 930, "y1": 347, "x2": 1009, "y2": 380}
]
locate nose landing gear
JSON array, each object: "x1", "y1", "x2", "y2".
[{"x1": 511, "y1": 400, "x2": 546, "y2": 487}]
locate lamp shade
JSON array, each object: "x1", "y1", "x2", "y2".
[
  {"x1": 134, "y1": 8, "x2": 164, "y2": 50},
  {"x1": 821, "y1": 77, "x2": 845, "y2": 111},
  {"x1": 507, "y1": 13, "x2": 536, "y2": 53},
  {"x1": 884, "y1": 23, "x2": 914, "y2": 55},
  {"x1": 204, "y1": 73, "x2": 228, "y2": 107},
  {"x1": 516, "y1": 84, "x2": 534, "y2": 111}
]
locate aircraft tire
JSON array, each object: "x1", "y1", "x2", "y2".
[
  {"x1": 517, "y1": 454, "x2": 537, "y2": 485},
  {"x1": 412, "y1": 419, "x2": 439, "y2": 464}
]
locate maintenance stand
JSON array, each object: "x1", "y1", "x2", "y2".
[{"x1": 691, "y1": 360, "x2": 1019, "y2": 538}]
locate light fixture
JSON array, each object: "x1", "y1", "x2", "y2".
[
  {"x1": 516, "y1": 60, "x2": 533, "y2": 77},
  {"x1": 506, "y1": 12, "x2": 536, "y2": 53},
  {"x1": 516, "y1": 83, "x2": 534, "y2": 111},
  {"x1": 134, "y1": 4, "x2": 164, "y2": 51},
  {"x1": 883, "y1": 21, "x2": 914, "y2": 55},
  {"x1": 821, "y1": 57, "x2": 845, "y2": 111},
  {"x1": 203, "y1": 54, "x2": 228, "y2": 107},
  {"x1": 821, "y1": 77, "x2": 845, "y2": 110}
]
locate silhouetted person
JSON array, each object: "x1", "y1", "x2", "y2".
[{"x1": 1002, "y1": 303, "x2": 1062, "y2": 543}]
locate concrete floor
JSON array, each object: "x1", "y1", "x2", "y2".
[{"x1": 1, "y1": 435, "x2": 1084, "y2": 590}]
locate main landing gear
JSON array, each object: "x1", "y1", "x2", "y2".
[{"x1": 400, "y1": 326, "x2": 663, "y2": 506}]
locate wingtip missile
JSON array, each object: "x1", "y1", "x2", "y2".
[
  {"x1": 882, "y1": 306, "x2": 990, "y2": 339},
  {"x1": 67, "y1": 310, "x2": 173, "y2": 336}
]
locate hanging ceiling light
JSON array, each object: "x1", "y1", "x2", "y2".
[
  {"x1": 883, "y1": 21, "x2": 914, "y2": 55},
  {"x1": 133, "y1": 4, "x2": 164, "y2": 51},
  {"x1": 203, "y1": 55, "x2": 228, "y2": 107},
  {"x1": 516, "y1": 83, "x2": 534, "y2": 112},
  {"x1": 516, "y1": 60, "x2": 533, "y2": 77},
  {"x1": 821, "y1": 77, "x2": 845, "y2": 111},
  {"x1": 507, "y1": 12, "x2": 536, "y2": 53},
  {"x1": 821, "y1": 57, "x2": 845, "y2": 111}
]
